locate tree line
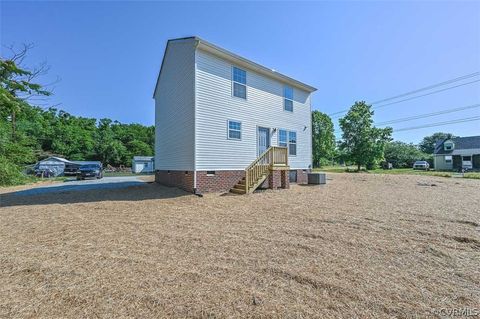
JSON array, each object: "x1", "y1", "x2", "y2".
[
  {"x1": 312, "y1": 103, "x2": 455, "y2": 170},
  {"x1": 0, "y1": 48, "x2": 153, "y2": 185},
  {"x1": 0, "y1": 46, "x2": 456, "y2": 186}
]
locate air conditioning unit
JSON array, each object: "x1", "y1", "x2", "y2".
[{"x1": 308, "y1": 173, "x2": 326, "y2": 185}]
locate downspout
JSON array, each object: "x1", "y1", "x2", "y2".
[{"x1": 193, "y1": 39, "x2": 199, "y2": 194}]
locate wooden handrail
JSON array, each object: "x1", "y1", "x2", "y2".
[{"x1": 245, "y1": 146, "x2": 288, "y2": 193}]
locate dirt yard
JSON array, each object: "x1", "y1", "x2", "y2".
[{"x1": 1, "y1": 173, "x2": 479, "y2": 318}]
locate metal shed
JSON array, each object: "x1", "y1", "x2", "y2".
[{"x1": 132, "y1": 156, "x2": 154, "y2": 173}]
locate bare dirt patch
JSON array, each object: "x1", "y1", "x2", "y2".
[{"x1": 1, "y1": 173, "x2": 479, "y2": 318}]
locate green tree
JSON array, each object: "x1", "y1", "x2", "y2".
[
  {"x1": 311, "y1": 110, "x2": 336, "y2": 167},
  {"x1": 0, "y1": 48, "x2": 51, "y2": 185},
  {"x1": 1, "y1": 45, "x2": 158, "y2": 184},
  {"x1": 384, "y1": 141, "x2": 430, "y2": 168},
  {"x1": 419, "y1": 132, "x2": 456, "y2": 154},
  {"x1": 339, "y1": 101, "x2": 392, "y2": 170}
]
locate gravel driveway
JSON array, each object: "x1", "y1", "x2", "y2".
[{"x1": 9, "y1": 176, "x2": 149, "y2": 196}]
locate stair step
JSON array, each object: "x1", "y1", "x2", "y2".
[
  {"x1": 238, "y1": 179, "x2": 246, "y2": 185},
  {"x1": 233, "y1": 184, "x2": 246, "y2": 190},
  {"x1": 230, "y1": 187, "x2": 246, "y2": 194}
]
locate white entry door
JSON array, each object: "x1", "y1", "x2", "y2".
[{"x1": 258, "y1": 127, "x2": 270, "y2": 156}]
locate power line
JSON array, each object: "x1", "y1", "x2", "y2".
[
  {"x1": 332, "y1": 79, "x2": 480, "y2": 118},
  {"x1": 328, "y1": 72, "x2": 480, "y2": 117},
  {"x1": 375, "y1": 103, "x2": 480, "y2": 126},
  {"x1": 369, "y1": 80, "x2": 480, "y2": 111},
  {"x1": 331, "y1": 79, "x2": 480, "y2": 119},
  {"x1": 370, "y1": 72, "x2": 479, "y2": 105},
  {"x1": 392, "y1": 116, "x2": 480, "y2": 132}
]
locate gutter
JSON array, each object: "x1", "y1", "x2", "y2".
[{"x1": 193, "y1": 38, "x2": 200, "y2": 192}]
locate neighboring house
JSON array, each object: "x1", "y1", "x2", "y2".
[
  {"x1": 433, "y1": 136, "x2": 480, "y2": 171},
  {"x1": 132, "y1": 156, "x2": 155, "y2": 173},
  {"x1": 153, "y1": 36, "x2": 316, "y2": 193}
]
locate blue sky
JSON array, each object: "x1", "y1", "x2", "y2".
[{"x1": 1, "y1": 1, "x2": 479, "y2": 143}]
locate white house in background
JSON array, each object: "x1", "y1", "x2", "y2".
[
  {"x1": 132, "y1": 156, "x2": 155, "y2": 173},
  {"x1": 153, "y1": 36, "x2": 316, "y2": 194}
]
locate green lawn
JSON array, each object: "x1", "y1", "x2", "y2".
[{"x1": 314, "y1": 166, "x2": 480, "y2": 179}]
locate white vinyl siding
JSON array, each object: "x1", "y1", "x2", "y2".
[
  {"x1": 195, "y1": 49, "x2": 312, "y2": 170},
  {"x1": 154, "y1": 39, "x2": 195, "y2": 170}
]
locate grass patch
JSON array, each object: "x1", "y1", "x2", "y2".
[{"x1": 315, "y1": 166, "x2": 480, "y2": 179}]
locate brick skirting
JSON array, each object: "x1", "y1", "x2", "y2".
[
  {"x1": 155, "y1": 170, "x2": 194, "y2": 193},
  {"x1": 295, "y1": 169, "x2": 309, "y2": 184},
  {"x1": 156, "y1": 168, "x2": 309, "y2": 193},
  {"x1": 196, "y1": 170, "x2": 245, "y2": 193}
]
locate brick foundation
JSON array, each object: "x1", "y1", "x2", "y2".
[
  {"x1": 295, "y1": 169, "x2": 309, "y2": 184},
  {"x1": 155, "y1": 170, "x2": 194, "y2": 193},
  {"x1": 261, "y1": 169, "x2": 289, "y2": 190},
  {"x1": 196, "y1": 170, "x2": 245, "y2": 193},
  {"x1": 156, "y1": 168, "x2": 305, "y2": 193}
]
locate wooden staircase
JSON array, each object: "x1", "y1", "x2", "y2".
[{"x1": 230, "y1": 146, "x2": 288, "y2": 194}]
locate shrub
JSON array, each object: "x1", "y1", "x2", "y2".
[{"x1": 0, "y1": 156, "x2": 28, "y2": 186}]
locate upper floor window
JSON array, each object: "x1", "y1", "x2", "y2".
[
  {"x1": 444, "y1": 141, "x2": 454, "y2": 151},
  {"x1": 279, "y1": 129, "x2": 297, "y2": 155},
  {"x1": 228, "y1": 120, "x2": 241, "y2": 140},
  {"x1": 232, "y1": 67, "x2": 246, "y2": 99},
  {"x1": 284, "y1": 86, "x2": 293, "y2": 112}
]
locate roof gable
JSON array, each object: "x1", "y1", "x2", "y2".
[
  {"x1": 153, "y1": 36, "x2": 317, "y2": 98},
  {"x1": 434, "y1": 136, "x2": 480, "y2": 154}
]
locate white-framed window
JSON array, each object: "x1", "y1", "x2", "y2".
[
  {"x1": 288, "y1": 131, "x2": 297, "y2": 155},
  {"x1": 228, "y1": 120, "x2": 241, "y2": 140},
  {"x1": 445, "y1": 155, "x2": 452, "y2": 164},
  {"x1": 232, "y1": 67, "x2": 246, "y2": 99},
  {"x1": 279, "y1": 129, "x2": 288, "y2": 148},
  {"x1": 284, "y1": 86, "x2": 293, "y2": 112},
  {"x1": 279, "y1": 129, "x2": 297, "y2": 156},
  {"x1": 444, "y1": 142, "x2": 454, "y2": 151}
]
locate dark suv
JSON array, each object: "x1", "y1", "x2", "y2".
[{"x1": 77, "y1": 164, "x2": 103, "y2": 180}]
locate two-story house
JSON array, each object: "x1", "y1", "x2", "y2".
[{"x1": 153, "y1": 37, "x2": 316, "y2": 194}]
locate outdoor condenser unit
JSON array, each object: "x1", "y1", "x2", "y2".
[{"x1": 308, "y1": 173, "x2": 326, "y2": 185}]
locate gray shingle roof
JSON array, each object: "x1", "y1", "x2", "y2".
[{"x1": 434, "y1": 136, "x2": 480, "y2": 154}]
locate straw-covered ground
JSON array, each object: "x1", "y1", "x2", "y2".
[{"x1": 1, "y1": 173, "x2": 479, "y2": 318}]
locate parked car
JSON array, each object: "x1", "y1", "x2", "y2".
[
  {"x1": 413, "y1": 161, "x2": 430, "y2": 170},
  {"x1": 77, "y1": 164, "x2": 103, "y2": 180}
]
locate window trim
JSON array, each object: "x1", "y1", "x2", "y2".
[
  {"x1": 232, "y1": 66, "x2": 247, "y2": 100},
  {"x1": 288, "y1": 130, "x2": 297, "y2": 156},
  {"x1": 444, "y1": 141, "x2": 454, "y2": 151},
  {"x1": 278, "y1": 129, "x2": 297, "y2": 156},
  {"x1": 227, "y1": 119, "x2": 242, "y2": 140},
  {"x1": 283, "y1": 86, "x2": 294, "y2": 112},
  {"x1": 445, "y1": 155, "x2": 452, "y2": 163}
]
